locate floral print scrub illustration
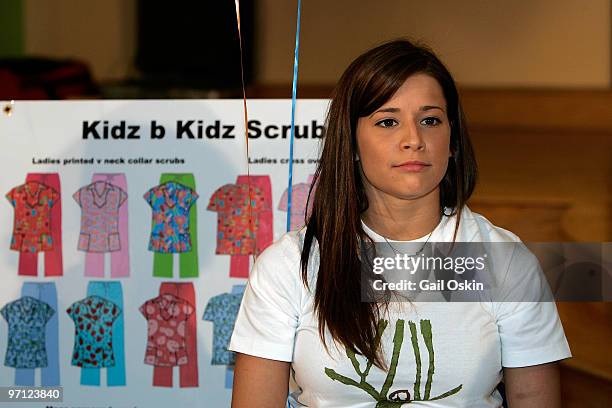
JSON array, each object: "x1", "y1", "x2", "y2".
[
  {"x1": 140, "y1": 293, "x2": 195, "y2": 367},
  {"x1": 1, "y1": 296, "x2": 55, "y2": 369},
  {"x1": 203, "y1": 291, "x2": 244, "y2": 365},
  {"x1": 224, "y1": 285, "x2": 245, "y2": 389},
  {"x1": 77, "y1": 281, "x2": 126, "y2": 387},
  {"x1": 6, "y1": 181, "x2": 59, "y2": 252},
  {"x1": 144, "y1": 181, "x2": 199, "y2": 253},
  {"x1": 7, "y1": 173, "x2": 64, "y2": 276},
  {"x1": 81, "y1": 173, "x2": 131, "y2": 278},
  {"x1": 207, "y1": 182, "x2": 270, "y2": 256},
  {"x1": 67, "y1": 295, "x2": 120, "y2": 368},
  {"x1": 73, "y1": 181, "x2": 127, "y2": 252},
  {"x1": 228, "y1": 175, "x2": 274, "y2": 278},
  {"x1": 64, "y1": 284, "x2": 126, "y2": 386},
  {"x1": 278, "y1": 174, "x2": 316, "y2": 231},
  {"x1": 14, "y1": 282, "x2": 60, "y2": 387},
  {"x1": 151, "y1": 282, "x2": 199, "y2": 388},
  {"x1": 145, "y1": 175, "x2": 200, "y2": 279}
]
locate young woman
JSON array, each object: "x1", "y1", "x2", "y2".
[{"x1": 228, "y1": 39, "x2": 571, "y2": 407}]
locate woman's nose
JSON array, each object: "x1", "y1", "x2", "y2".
[{"x1": 399, "y1": 125, "x2": 425, "y2": 151}]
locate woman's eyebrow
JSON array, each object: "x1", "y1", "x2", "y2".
[
  {"x1": 420, "y1": 105, "x2": 445, "y2": 112},
  {"x1": 369, "y1": 107, "x2": 400, "y2": 117},
  {"x1": 369, "y1": 105, "x2": 445, "y2": 118}
]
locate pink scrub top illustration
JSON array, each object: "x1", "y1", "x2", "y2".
[
  {"x1": 139, "y1": 293, "x2": 195, "y2": 367},
  {"x1": 73, "y1": 181, "x2": 127, "y2": 252}
]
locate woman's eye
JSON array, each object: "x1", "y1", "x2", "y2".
[
  {"x1": 376, "y1": 119, "x2": 398, "y2": 128},
  {"x1": 421, "y1": 117, "x2": 442, "y2": 126}
]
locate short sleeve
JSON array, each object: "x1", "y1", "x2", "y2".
[
  {"x1": 139, "y1": 300, "x2": 152, "y2": 319},
  {"x1": 207, "y1": 186, "x2": 227, "y2": 212},
  {"x1": 143, "y1": 186, "x2": 157, "y2": 207},
  {"x1": 110, "y1": 302, "x2": 121, "y2": 322},
  {"x1": 66, "y1": 302, "x2": 79, "y2": 321},
  {"x1": 5, "y1": 187, "x2": 17, "y2": 207},
  {"x1": 278, "y1": 188, "x2": 289, "y2": 212},
  {"x1": 227, "y1": 234, "x2": 302, "y2": 362},
  {"x1": 184, "y1": 186, "x2": 199, "y2": 210},
  {"x1": 282, "y1": 185, "x2": 306, "y2": 217},
  {"x1": 493, "y1": 244, "x2": 572, "y2": 368},
  {"x1": 0, "y1": 303, "x2": 9, "y2": 321},
  {"x1": 118, "y1": 187, "x2": 128, "y2": 207},
  {"x1": 296, "y1": 185, "x2": 312, "y2": 215},
  {"x1": 72, "y1": 187, "x2": 83, "y2": 207},
  {"x1": 203, "y1": 296, "x2": 219, "y2": 322}
]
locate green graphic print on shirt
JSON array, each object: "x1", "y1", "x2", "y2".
[{"x1": 324, "y1": 319, "x2": 463, "y2": 407}]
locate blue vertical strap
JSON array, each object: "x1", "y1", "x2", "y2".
[{"x1": 286, "y1": 0, "x2": 302, "y2": 232}]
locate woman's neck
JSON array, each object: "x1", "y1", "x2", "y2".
[{"x1": 361, "y1": 189, "x2": 442, "y2": 241}]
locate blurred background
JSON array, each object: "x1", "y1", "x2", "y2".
[{"x1": 0, "y1": 0, "x2": 610, "y2": 406}]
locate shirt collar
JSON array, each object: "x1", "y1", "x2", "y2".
[
  {"x1": 24, "y1": 181, "x2": 44, "y2": 207},
  {"x1": 155, "y1": 293, "x2": 180, "y2": 320},
  {"x1": 360, "y1": 205, "x2": 479, "y2": 243},
  {"x1": 88, "y1": 181, "x2": 112, "y2": 208}
]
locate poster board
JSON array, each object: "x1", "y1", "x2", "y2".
[{"x1": 0, "y1": 99, "x2": 328, "y2": 408}]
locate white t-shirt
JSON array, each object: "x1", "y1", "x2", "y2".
[{"x1": 228, "y1": 205, "x2": 572, "y2": 407}]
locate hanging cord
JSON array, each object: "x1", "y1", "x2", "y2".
[
  {"x1": 234, "y1": 0, "x2": 257, "y2": 259},
  {"x1": 286, "y1": 0, "x2": 303, "y2": 232}
]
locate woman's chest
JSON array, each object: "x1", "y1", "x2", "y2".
[{"x1": 291, "y1": 303, "x2": 502, "y2": 407}]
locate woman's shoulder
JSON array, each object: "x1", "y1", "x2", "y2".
[
  {"x1": 462, "y1": 206, "x2": 548, "y2": 299},
  {"x1": 253, "y1": 228, "x2": 318, "y2": 290},
  {"x1": 258, "y1": 229, "x2": 306, "y2": 264},
  {"x1": 460, "y1": 205, "x2": 523, "y2": 243}
]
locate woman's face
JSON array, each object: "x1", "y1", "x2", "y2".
[{"x1": 356, "y1": 73, "x2": 452, "y2": 204}]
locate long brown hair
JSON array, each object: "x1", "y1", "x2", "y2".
[{"x1": 301, "y1": 39, "x2": 478, "y2": 370}]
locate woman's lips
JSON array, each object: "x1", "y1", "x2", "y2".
[{"x1": 394, "y1": 162, "x2": 431, "y2": 172}]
